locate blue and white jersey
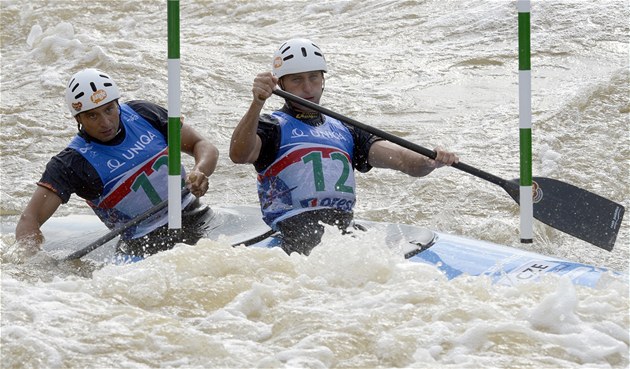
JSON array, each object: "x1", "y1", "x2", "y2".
[
  {"x1": 257, "y1": 111, "x2": 357, "y2": 229},
  {"x1": 68, "y1": 103, "x2": 192, "y2": 239}
]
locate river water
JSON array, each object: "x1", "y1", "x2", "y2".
[{"x1": 1, "y1": 1, "x2": 628, "y2": 368}]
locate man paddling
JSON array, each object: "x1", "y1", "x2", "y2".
[
  {"x1": 230, "y1": 38, "x2": 459, "y2": 255},
  {"x1": 15, "y1": 68, "x2": 219, "y2": 260}
]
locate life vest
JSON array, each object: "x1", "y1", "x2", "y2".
[
  {"x1": 257, "y1": 111, "x2": 356, "y2": 229},
  {"x1": 68, "y1": 103, "x2": 192, "y2": 239}
]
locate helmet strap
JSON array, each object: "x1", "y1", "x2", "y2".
[
  {"x1": 76, "y1": 119, "x2": 92, "y2": 143},
  {"x1": 75, "y1": 116, "x2": 83, "y2": 134}
]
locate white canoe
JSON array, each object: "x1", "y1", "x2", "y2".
[{"x1": 34, "y1": 205, "x2": 624, "y2": 288}]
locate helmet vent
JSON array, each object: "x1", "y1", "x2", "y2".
[
  {"x1": 65, "y1": 69, "x2": 120, "y2": 116},
  {"x1": 272, "y1": 39, "x2": 327, "y2": 78}
]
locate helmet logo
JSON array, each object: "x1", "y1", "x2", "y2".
[
  {"x1": 273, "y1": 56, "x2": 283, "y2": 69},
  {"x1": 72, "y1": 102, "x2": 83, "y2": 112},
  {"x1": 90, "y1": 89, "x2": 108, "y2": 104}
]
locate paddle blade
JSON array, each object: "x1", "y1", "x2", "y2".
[{"x1": 507, "y1": 177, "x2": 624, "y2": 251}]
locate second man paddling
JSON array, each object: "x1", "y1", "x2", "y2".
[{"x1": 230, "y1": 38, "x2": 459, "y2": 255}]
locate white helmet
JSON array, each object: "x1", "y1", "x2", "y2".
[
  {"x1": 272, "y1": 38, "x2": 327, "y2": 78},
  {"x1": 65, "y1": 68, "x2": 121, "y2": 116}
]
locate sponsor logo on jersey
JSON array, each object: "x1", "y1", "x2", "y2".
[
  {"x1": 101, "y1": 130, "x2": 159, "y2": 173},
  {"x1": 121, "y1": 131, "x2": 158, "y2": 161},
  {"x1": 300, "y1": 197, "x2": 354, "y2": 211},
  {"x1": 291, "y1": 128, "x2": 308, "y2": 138},
  {"x1": 310, "y1": 128, "x2": 349, "y2": 141}
]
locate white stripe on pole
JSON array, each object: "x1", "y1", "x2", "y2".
[
  {"x1": 168, "y1": 176, "x2": 182, "y2": 228},
  {"x1": 168, "y1": 59, "x2": 181, "y2": 117}
]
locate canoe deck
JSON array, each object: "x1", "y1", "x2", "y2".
[{"x1": 22, "y1": 205, "x2": 626, "y2": 288}]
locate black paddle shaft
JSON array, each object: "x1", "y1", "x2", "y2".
[
  {"x1": 64, "y1": 188, "x2": 191, "y2": 260},
  {"x1": 273, "y1": 89, "x2": 625, "y2": 251},
  {"x1": 274, "y1": 89, "x2": 506, "y2": 185}
]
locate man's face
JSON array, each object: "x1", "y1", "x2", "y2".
[
  {"x1": 281, "y1": 71, "x2": 324, "y2": 112},
  {"x1": 76, "y1": 100, "x2": 120, "y2": 142}
]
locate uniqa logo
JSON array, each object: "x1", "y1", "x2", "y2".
[
  {"x1": 310, "y1": 128, "x2": 348, "y2": 141},
  {"x1": 290, "y1": 128, "x2": 307, "y2": 138},
  {"x1": 90, "y1": 89, "x2": 108, "y2": 104},
  {"x1": 107, "y1": 158, "x2": 125, "y2": 172},
  {"x1": 105, "y1": 131, "x2": 158, "y2": 173},
  {"x1": 122, "y1": 131, "x2": 158, "y2": 160}
]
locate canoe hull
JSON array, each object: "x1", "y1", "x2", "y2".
[
  {"x1": 29, "y1": 206, "x2": 624, "y2": 287},
  {"x1": 243, "y1": 219, "x2": 620, "y2": 288}
]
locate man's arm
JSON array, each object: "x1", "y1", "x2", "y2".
[
  {"x1": 368, "y1": 140, "x2": 459, "y2": 177},
  {"x1": 181, "y1": 122, "x2": 219, "y2": 198},
  {"x1": 229, "y1": 72, "x2": 278, "y2": 164},
  {"x1": 15, "y1": 186, "x2": 63, "y2": 248}
]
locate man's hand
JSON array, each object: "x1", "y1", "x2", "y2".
[
  {"x1": 2, "y1": 236, "x2": 42, "y2": 264},
  {"x1": 186, "y1": 170, "x2": 209, "y2": 198},
  {"x1": 430, "y1": 146, "x2": 459, "y2": 168},
  {"x1": 252, "y1": 72, "x2": 278, "y2": 104}
]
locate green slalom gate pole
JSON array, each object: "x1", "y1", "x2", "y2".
[
  {"x1": 167, "y1": 0, "x2": 182, "y2": 229},
  {"x1": 518, "y1": 0, "x2": 533, "y2": 243}
]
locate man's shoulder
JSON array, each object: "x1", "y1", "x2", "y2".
[
  {"x1": 125, "y1": 100, "x2": 166, "y2": 119},
  {"x1": 41, "y1": 146, "x2": 101, "y2": 203},
  {"x1": 126, "y1": 99, "x2": 160, "y2": 109},
  {"x1": 260, "y1": 112, "x2": 281, "y2": 125},
  {"x1": 51, "y1": 146, "x2": 91, "y2": 167},
  {"x1": 123, "y1": 100, "x2": 168, "y2": 134},
  {"x1": 257, "y1": 113, "x2": 282, "y2": 138},
  {"x1": 44, "y1": 147, "x2": 92, "y2": 183}
]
